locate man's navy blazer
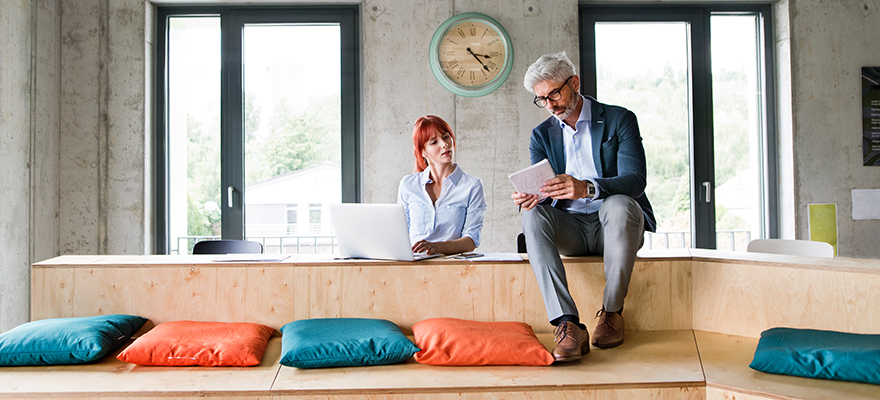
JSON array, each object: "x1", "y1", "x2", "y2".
[{"x1": 529, "y1": 96, "x2": 657, "y2": 232}]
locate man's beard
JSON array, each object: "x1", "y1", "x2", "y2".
[{"x1": 551, "y1": 94, "x2": 579, "y2": 121}]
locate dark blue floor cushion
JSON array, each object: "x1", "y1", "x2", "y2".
[{"x1": 750, "y1": 327, "x2": 880, "y2": 385}]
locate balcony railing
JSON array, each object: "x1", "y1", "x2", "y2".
[
  {"x1": 176, "y1": 229, "x2": 753, "y2": 255},
  {"x1": 175, "y1": 235, "x2": 337, "y2": 255},
  {"x1": 644, "y1": 230, "x2": 752, "y2": 252}
]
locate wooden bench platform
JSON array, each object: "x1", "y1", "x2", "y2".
[
  {"x1": 4, "y1": 331, "x2": 878, "y2": 400},
  {"x1": 4, "y1": 250, "x2": 877, "y2": 399},
  {"x1": 0, "y1": 330, "x2": 700, "y2": 399},
  {"x1": 695, "y1": 330, "x2": 880, "y2": 400},
  {"x1": 0, "y1": 331, "x2": 703, "y2": 399}
]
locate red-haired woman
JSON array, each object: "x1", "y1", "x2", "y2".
[{"x1": 396, "y1": 115, "x2": 487, "y2": 255}]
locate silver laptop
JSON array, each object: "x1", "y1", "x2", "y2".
[{"x1": 329, "y1": 203, "x2": 443, "y2": 261}]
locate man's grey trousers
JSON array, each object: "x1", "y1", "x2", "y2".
[{"x1": 522, "y1": 195, "x2": 645, "y2": 323}]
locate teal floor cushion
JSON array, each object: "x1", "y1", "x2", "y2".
[
  {"x1": 750, "y1": 327, "x2": 880, "y2": 385},
  {"x1": 279, "y1": 318, "x2": 419, "y2": 368},
  {"x1": 0, "y1": 314, "x2": 147, "y2": 366}
]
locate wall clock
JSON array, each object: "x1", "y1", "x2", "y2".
[{"x1": 429, "y1": 12, "x2": 514, "y2": 97}]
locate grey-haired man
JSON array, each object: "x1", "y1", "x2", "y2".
[{"x1": 512, "y1": 51, "x2": 656, "y2": 362}]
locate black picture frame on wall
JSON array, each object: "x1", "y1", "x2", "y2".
[{"x1": 862, "y1": 66, "x2": 880, "y2": 166}]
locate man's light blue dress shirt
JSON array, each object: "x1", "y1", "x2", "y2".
[
  {"x1": 560, "y1": 95, "x2": 602, "y2": 214},
  {"x1": 397, "y1": 164, "x2": 487, "y2": 247}
]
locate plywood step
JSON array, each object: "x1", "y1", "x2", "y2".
[
  {"x1": 695, "y1": 330, "x2": 880, "y2": 400},
  {"x1": 0, "y1": 331, "x2": 704, "y2": 399}
]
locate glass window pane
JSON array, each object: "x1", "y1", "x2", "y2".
[
  {"x1": 309, "y1": 209, "x2": 321, "y2": 224},
  {"x1": 242, "y1": 24, "x2": 342, "y2": 254},
  {"x1": 711, "y1": 14, "x2": 763, "y2": 251},
  {"x1": 167, "y1": 16, "x2": 221, "y2": 255},
  {"x1": 595, "y1": 22, "x2": 692, "y2": 249}
]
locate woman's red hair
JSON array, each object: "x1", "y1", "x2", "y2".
[{"x1": 412, "y1": 115, "x2": 456, "y2": 172}]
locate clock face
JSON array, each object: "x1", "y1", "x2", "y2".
[
  {"x1": 437, "y1": 19, "x2": 506, "y2": 88},
  {"x1": 429, "y1": 13, "x2": 513, "y2": 97}
]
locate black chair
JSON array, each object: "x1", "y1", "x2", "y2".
[
  {"x1": 192, "y1": 239, "x2": 263, "y2": 255},
  {"x1": 517, "y1": 233, "x2": 527, "y2": 253}
]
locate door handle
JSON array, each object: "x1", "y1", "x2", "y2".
[
  {"x1": 702, "y1": 181, "x2": 712, "y2": 203},
  {"x1": 227, "y1": 186, "x2": 235, "y2": 208}
]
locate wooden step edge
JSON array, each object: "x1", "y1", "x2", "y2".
[
  {"x1": 266, "y1": 381, "x2": 708, "y2": 396},
  {"x1": 706, "y1": 382, "x2": 805, "y2": 400}
]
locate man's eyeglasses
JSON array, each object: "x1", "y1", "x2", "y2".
[{"x1": 533, "y1": 76, "x2": 574, "y2": 108}]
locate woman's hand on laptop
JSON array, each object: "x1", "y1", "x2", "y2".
[
  {"x1": 412, "y1": 237, "x2": 477, "y2": 256},
  {"x1": 412, "y1": 240, "x2": 439, "y2": 255}
]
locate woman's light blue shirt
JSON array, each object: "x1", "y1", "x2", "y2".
[{"x1": 397, "y1": 164, "x2": 487, "y2": 247}]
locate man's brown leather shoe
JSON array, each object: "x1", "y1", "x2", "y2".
[
  {"x1": 552, "y1": 321, "x2": 590, "y2": 362},
  {"x1": 591, "y1": 309, "x2": 625, "y2": 348}
]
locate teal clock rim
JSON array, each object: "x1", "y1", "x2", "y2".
[{"x1": 429, "y1": 12, "x2": 514, "y2": 98}]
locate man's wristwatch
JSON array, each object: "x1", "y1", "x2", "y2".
[{"x1": 585, "y1": 181, "x2": 596, "y2": 199}]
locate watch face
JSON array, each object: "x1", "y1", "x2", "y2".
[{"x1": 437, "y1": 19, "x2": 507, "y2": 89}]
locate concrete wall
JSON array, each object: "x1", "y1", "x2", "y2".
[
  {"x1": 0, "y1": 0, "x2": 36, "y2": 332},
  {"x1": 59, "y1": 0, "x2": 149, "y2": 256},
  {"x1": 33, "y1": 0, "x2": 62, "y2": 277},
  {"x1": 788, "y1": 0, "x2": 880, "y2": 258},
  {"x1": 0, "y1": 0, "x2": 62, "y2": 333},
  {"x1": 0, "y1": 0, "x2": 148, "y2": 332},
  {"x1": 0, "y1": 0, "x2": 62, "y2": 332}
]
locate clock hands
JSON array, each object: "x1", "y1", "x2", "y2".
[
  {"x1": 467, "y1": 47, "x2": 491, "y2": 58},
  {"x1": 467, "y1": 47, "x2": 491, "y2": 72}
]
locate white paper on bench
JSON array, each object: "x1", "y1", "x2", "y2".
[{"x1": 211, "y1": 254, "x2": 292, "y2": 262}]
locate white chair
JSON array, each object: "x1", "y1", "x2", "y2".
[{"x1": 746, "y1": 239, "x2": 834, "y2": 258}]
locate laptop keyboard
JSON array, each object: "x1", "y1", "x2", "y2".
[{"x1": 412, "y1": 253, "x2": 442, "y2": 261}]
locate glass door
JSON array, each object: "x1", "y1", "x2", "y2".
[
  {"x1": 581, "y1": 5, "x2": 775, "y2": 250},
  {"x1": 710, "y1": 14, "x2": 767, "y2": 251},
  {"x1": 158, "y1": 7, "x2": 359, "y2": 254},
  {"x1": 242, "y1": 24, "x2": 342, "y2": 254},
  {"x1": 165, "y1": 16, "x2": 222, "y2": 254},
  {"x1": 593, "y1": 21, "x2": 695, "y2": 249}
]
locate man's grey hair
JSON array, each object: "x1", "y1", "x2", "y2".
[{"x1": 523, "y1": 51, "x2": 577, "y2": 94}]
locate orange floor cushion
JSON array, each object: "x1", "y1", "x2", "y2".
[
  {"x1": 117, "y1": 321, "x2": 275, "y2": 367},
  {"x1": 412, "y1": 318, "x2": 553, "y2": 366}
]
